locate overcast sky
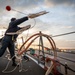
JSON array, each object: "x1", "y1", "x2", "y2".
[{"x1": 0, "y1": 0, "x2": 75, "y2": 49}]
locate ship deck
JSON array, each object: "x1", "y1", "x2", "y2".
[{"x1": 0, "y1": 56, "x2": 46, "y2": 75}]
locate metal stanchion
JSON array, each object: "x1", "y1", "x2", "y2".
[{"x1": 65, "y1": 62, "x2": 68, "y2": 75}]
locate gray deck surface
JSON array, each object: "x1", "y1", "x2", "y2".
[{"x1": 0, "y1": 54, "x2": 46, "y2": 75}]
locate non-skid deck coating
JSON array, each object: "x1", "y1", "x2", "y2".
[{"x1": 0, "y1": 55, "x2": 46, "y2": 75}]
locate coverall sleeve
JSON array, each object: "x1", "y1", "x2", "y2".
[{"x1": 10, "y1": 16, "x2": 28, "y2": 27}]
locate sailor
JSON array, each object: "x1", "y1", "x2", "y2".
[{"x1": 0, "y1": 14, "x2": 37, "y2": 66}]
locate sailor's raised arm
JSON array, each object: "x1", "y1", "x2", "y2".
[
  {"x1": 9, "y1": 11, "x2": 48, "y2": 27},
  {"x1": 11, "y1": 16, "x2": 28, "y2": 26}
]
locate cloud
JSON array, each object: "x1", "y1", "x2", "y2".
[
  {"x1": 60, "y1": 26, "x2": 73, "y2": 29},
  {"x1": 44, "y1": 0, "x2": 75, "y2": 7},
  {"x1": 0, "y1": 0, "x2": 43, "y2": 12},
  {"x1": 66, "y1": 40, "x2": 75, "y2": 42},
  {"x1": 54, "y1": 39, "x2": 75, "y2": 49},
  {"x1": 0, "y1": 0, "x2": 75, "y2": 13}
]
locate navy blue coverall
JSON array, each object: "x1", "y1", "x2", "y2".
[{"x1": 0, "y1": 16, "x2": 28, "y2": 65}]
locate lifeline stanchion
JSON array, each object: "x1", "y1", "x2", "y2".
[{"x1": 65, "y1": 62, "x2": 68, "y2": 75}]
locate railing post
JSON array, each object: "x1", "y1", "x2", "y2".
[
  {"x1": 65, "y1": 62, "x2": 68, "y2": 75},
  {"x1": 39, "y1": 31, "x2": 45, "y2": 66}
]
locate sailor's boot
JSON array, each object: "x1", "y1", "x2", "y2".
[{"x1": 12, "y1": 56, "x2": 17, "y2": 66}]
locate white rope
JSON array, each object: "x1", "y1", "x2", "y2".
[
  {"x1": 2, "y1": 53, "x2": 29, "y2": 73},
  {"x1": 2, "y1": 55, "x2": 18, "y2": 73}
]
